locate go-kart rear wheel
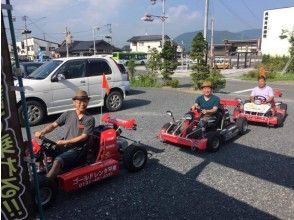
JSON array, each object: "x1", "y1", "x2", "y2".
[
  {"x1": 276, "y1": 113, "x2": 284, "y2": 127},
  {"x1": 34, "y1": 175, "x2": 57, "y2": 208},
  {"x1": 236, "y1": 117, "x2": 248, "y2": 135},
  {"x1": 206, "y1": 132, "x2": 221, "y2": 152},
  {"x1": 123, "y1": 144, "x2": 147, "y2": 172}
]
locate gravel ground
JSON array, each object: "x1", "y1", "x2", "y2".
[{"x1": 28, "y1": 87, "x2": 294, "y2": 220}]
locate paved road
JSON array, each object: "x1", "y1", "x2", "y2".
[{"x1": 26, "y1": 78, "x2": 294, "y2": 219}]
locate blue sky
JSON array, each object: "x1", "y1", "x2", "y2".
[{"x1": 3, "y1": 0, "x2": 294, "y2": 47}]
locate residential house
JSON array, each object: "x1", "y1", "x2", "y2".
[
  {"x1": 55, "y1": 39, "x2": 121, "y2": 57},
  {"x1": 127, "y1": 35, "x2": 170, "y2": 53},
  {"x1": 16, "y1": 37, "x2": 59, "y2": 61}
]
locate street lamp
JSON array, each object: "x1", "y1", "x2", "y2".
[
  {"x1": 142, "y1": 0, "x2": 167, "y2": 48},
  {"x1": 141, "y1": 14, "x2": 167, "y2": 49}
]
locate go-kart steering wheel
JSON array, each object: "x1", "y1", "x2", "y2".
[
  {"x1": 254, "y1": 95, "x2": 267, "y2": 104},
  {"x1": 40, "y1": 136, "x2": 57, "y2": 146}
]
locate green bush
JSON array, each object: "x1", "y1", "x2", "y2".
[
  {"x1": 130, "y1": 73, "x2": 160, "y2": 88},
  {"x1": 162, "y1": 79, "x2": 179, "y2": 88},
  {"x1": 207, "y1": 70, "x2": 226, "y2": 90}
]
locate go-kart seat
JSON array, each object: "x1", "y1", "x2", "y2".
[{"x1": 206, "y1": 107, "x2": 224, "y2": 129}]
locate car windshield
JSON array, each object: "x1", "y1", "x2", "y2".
[{"x1": 27, "y1": 60, "x2": 62, "y2": 79}]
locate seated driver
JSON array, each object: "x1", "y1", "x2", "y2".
[
  {"x1": 34, "y1": 90, "x2": 95, "y2": 179},
  {"x1": 250, "y1": 76, "x2": 274, "y2": 104},
  {"x1": 191, "y1": 80, "x2": 220, "y2": 129}
]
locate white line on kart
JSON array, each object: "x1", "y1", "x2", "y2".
[{"x1": 232, "y1": 88, "x2": 253, "y2": 94}]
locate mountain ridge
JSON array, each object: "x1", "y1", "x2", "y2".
[{"x1": 174, "y1": 29, "x2": 261, "y2": 51}]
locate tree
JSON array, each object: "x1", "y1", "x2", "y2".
[
  {"x1": 190, "y1": 32, "x2": 226, "y2": 90},
  {"x1": 279, "y1": 29, "x2": 294, "y2": 73},
  {"x1": 190, "y1": 32, "x2": 210, "y2": 89},
  {"x1": 146, "y1": 48, "x2": 161, "y2": 75},
  {"x1": 160, "y1": 40, "x2": 178, "y2": 84},
  {"x1": 127, "y1": 60, "x2": 136, "y2": 80},
  {"x1": 280, "y1": 29, "x2": 294, "y2": 57}
]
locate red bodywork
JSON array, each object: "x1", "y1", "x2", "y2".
[
  {"x1": 33, "y1": 114, "x2": 136, "y2": 191},
  {"x1": 158, "y1": 99, "x2": 241, "y2": 150},
  {"x1": 233, "y1": 89, "x2": 286, "y2": 126}
]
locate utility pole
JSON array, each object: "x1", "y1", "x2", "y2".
[
  {"x1": 65, "y1": 27, "x2": 69, "y2": 57},
  {"x1": 162, "y1": 0, "x2": 165, "y2": 47},
  {"x1": 210, "y1": 18, "x2": 214, "y2": 69},
  {"x1": 22, "y1": 15, "x2": 31, "y2": 58},
  {"x1": 203, "y1": 0, "x2": 209, "y2": 40}
]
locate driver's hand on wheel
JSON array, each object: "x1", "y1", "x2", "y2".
[
  {"x1": 34, "y1": 131, "x2": 43, "y2": 139},
  {"x1": 56, "y1": 140, "x2": 67, "y2": 147},
  {"x1": 201, "y1": 109, "x2": 207, "y2": 115}
]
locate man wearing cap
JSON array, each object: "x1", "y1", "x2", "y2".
[
  {"x1": 34, "y1": 90, "x2": 95, "y2": 179},
  {"x1": 191, "y1": 80, "x2": 220, "y2": 129}
]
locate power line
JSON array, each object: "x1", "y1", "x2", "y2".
[
  {"x1": 240, "y1": 0, "x2": 258, "y2": 19},
  {"x1": 219, "y1": 0, "x2": 255, "y2": 29}
]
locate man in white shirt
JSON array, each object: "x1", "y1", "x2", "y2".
[{"x1": 250, "y1": 76, "x2": 274, "y2": 103}]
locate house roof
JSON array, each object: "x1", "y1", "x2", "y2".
[
  {"x1": 127, "y1": 35, "x2": 170, "y2": 42},
  {"x1": 28, "y1": 36, "x2": 59, "y2": 45},
  {"x1": 55, "y1": 40, "x2": 121, "y2": 53}
]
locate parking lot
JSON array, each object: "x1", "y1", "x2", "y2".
[{"x1": 26, "y1": 79, "x2": 294, "y2": 219}]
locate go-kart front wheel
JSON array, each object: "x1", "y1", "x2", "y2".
[
  {"x1": 34, "y1": 175, "x2": 57, "y2": 208},
  {"x1": 236, "y1": 117, "x2": 248, "y2": 135},
  {"x1": 206, "y1": 132, "x2": 221, "y2": 152},
  {"x1": 123, "y1": 144, "x2": 147, "y2": 172}
]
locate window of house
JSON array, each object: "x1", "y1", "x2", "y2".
[
  {"x1": 264, "y1": 21, "x2": 267, "y2": 25},
  {"x1": 264, "y1": 26, "x2": 267, "y2": 30},
  {"x1": 57, "y1": 60, "x2": 86, "y2": 79},
  {"x1": 132, "y1": 42, "x2": 136, "y2": 46},
  {"x1": 39, "y1": 46, "x2": 46, "y2": 51},
  {"x1": 21, "y1": 42, "x2": 24, "y2": 49},
  {"x1": 139, "y1": 42, "x2": 144, "y2": 46},
  {"x1": 263, "y1": 34, "x2": 267, "y2": 38},
  {"x1": 85, "y1": 59, "x2": 112, "y2": 77},
  {"x1": 265, "y1": 16, "x2": 268, "y2": 21},
  {"x1": 263, "y1": 30, "x2": 267, "y2": 34}
]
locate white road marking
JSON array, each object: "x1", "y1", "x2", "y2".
[{"x1": 233, "y1": 88, "x2": 253, "y2": 94}]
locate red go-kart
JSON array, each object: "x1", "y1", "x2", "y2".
[
  {"x1": 233, "y1": 89, "x2": 287, "y2": 127},
  {"x1": 29, "y1": 113, "x2": 147, "y2": 207},
  {"x1": 158, "y1": 99, "x2": 248, "y2": 152}
]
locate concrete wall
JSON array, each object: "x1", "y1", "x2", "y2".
[
  {"x1": 130, "y1": 40, "x2": 162, "y2": 53},
  {"x1": 261, "y1": 7, "x2": 294, "y2": 56}
]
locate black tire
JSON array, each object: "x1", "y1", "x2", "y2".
[
  {"x1": 276, "y1": 113, "x2": 284, "y2": 127},
  {"x1": 279, "y1": 103, "x2": 287, "y2": 111},
  {"x1": 206, "y1": 132, "x2": 221, "y2": 152},
  {"x1": 105, "y1": 91, "x2": 123, "y2": 112},
  {"x1": 123, "y1": 144, "x2": 147, "y2": 172},
  {"x1": 19, "y1": 100, "x2": 45, "y2": 126},
  {"x1": 236, "y1": 117, "x2": 248, "y2": 135},
  {"x1": 140, "y1": 61, "x2": 145, "y2": 65},
  {"x1": 34, "y1": 175, "x2": 57, "y2": 208}
]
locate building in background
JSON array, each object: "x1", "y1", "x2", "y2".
[
  {"x1": 16, "y1": 37, "x2": 59, "y2": 61},
  {"x1": 261, "y1": 6, "x2": 294, "y2": 56},
  {"x1": 55, "y1": 39, "x2": 120, "y2": 57},
  {"x1": 127, "y1": 35, "x2": 170, "y2": 53}
]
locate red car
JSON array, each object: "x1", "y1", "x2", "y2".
[
  {"x1": 233, "y1": 89, "x2": 287, "y2": 127},
  {"x1": 29, "y1": 114, "x2": 147, "y2": 207},
  {"x1": 158, "y1": 99, "x2": 248, "y2": 152}
]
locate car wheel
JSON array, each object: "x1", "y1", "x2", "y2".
[
  {"x1": 276, "y1": 113, "x2": 284, "y2": 127},
  {"x1": 105, "y1": 91, "x2": 123, "y2": 112},
  {"x1": 141, "y1": 61, "x2": 145, "y2": 65},
  {"x1": 236, "y1": 117, "x2": 248, "y2": 135},
  {"x1": 206, "y1": 132, "x2": 221, "y2": 152},
  {"x1": 19, "y1": 100, "x2": 45, "y2": 126},
  {"x1": 34, "y1": 175, "x2": 57, "y2": 208},
  {"x1": 123, "y1": 144, "x2": 147, "y2": 172}
]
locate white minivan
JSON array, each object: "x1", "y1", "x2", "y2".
[{"x1": 16, "y1": 55, "x2": 130, "y2": 126}]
